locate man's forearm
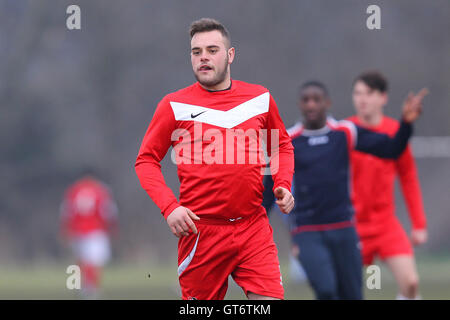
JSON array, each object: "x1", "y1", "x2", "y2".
[
  {"x1": 270, "y1": 149, "x2": 294, "y2": 192},
  {"x1": 356, "y1": 120, "x2": 413, "y2": 159},
  {"x1": 135, "y1": 160, "x2": 180, "y2": 219}
]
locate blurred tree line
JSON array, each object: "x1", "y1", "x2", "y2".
[{"x1": 0, "y1": 0, "x2": 449, "y2": 264}]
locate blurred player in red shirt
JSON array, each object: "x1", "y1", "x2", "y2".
[
  {"x1": 60, "y1": 168, "x2": 118, "y2": 298},
  {"x1": 348, "y1": 71, "x2": 428, "y2": 299}
]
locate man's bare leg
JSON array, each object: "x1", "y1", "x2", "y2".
[{"x1": 384, "y1": 255, "x2": 420, "y2": 299}]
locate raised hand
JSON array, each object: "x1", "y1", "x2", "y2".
[{"x1": 402, "y1": 88, "x2": 429, "y2": 123}]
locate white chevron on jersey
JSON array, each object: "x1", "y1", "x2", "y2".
[
  {"x1": 170, "y1": 92, "x2": 270, "y2": 129},
  {"x1": 287, "y1": 121, "x2": 303, "y2": 138}
]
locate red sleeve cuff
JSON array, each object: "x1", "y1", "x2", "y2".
[
  {"x1": 273, "y1": 182, "x2": 291, "y2": 193},
  {"x1": 412, "y1": 222, "x2": 427, "y2": 230},
  {"x1": 163, "y1": 202, "x2": 181, "y2": 220}
]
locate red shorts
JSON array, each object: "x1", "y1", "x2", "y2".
[
  {"x1": 177, "y1": 208, "x2": 284, "y2": 300},
  {"x1": 359, "y1": 219, "x2": 413, "y2": 266}
]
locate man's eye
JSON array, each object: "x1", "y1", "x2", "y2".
[
  {"x1": 192, "y1": 51, "x2": 200, "y2": 55},
  {"x1": 209, "y1": 49, "x2": 217, "y2": 54}
]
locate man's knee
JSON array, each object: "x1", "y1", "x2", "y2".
[{"x1": 404, "y1": 274, "x2": 419, "y2": 296}]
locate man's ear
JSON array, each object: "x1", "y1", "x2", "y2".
[
  {"x1": 228, "y1": 47, "x2": 235, "y2": 64},
  {"x1": 325, "y1": 97, "x2": 332, "y2": 111},
  {"x1": 382, "y1": 93, "x2": 389, "y2": 107}
]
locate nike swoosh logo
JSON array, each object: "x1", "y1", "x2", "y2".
[{"x1": 191, "y1": 111, "x2": 207, "y2": 118}]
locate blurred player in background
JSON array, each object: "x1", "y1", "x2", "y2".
[
  {"x1": 263, "y1": 80, "x2": 427, "y2": 299},
  {"x1": 348, "y1": 71, "x2": 428, "y2": 299},
  {"x1": 135, "y1": 18, "x2": 294, "y2": 300},
  {"x1": 60, "y1": 168, "x2": 118, "y2": 298}
]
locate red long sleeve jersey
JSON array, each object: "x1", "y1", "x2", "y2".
[
  {"x1": 60, "y1": 177, "x2": 118, "y2": 236},
  {"x1": 347, "y1": 116, "x2": 427, "y2": 237},
  {"x1": 135, "y1": 80, "x2": 294, "y2": 220}
]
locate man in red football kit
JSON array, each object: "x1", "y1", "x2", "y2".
[
  {"x1": 135, "y1": 18, "x2": 294, "y2": 300},
  {"x1": 60, "y1": 169, "x2": 118, "y2": 298},
  {"x1": 348, "y1": 71, "x2": 428, "y2": 299}
]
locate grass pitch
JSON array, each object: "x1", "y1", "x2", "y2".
[{"x1": 0, "y1": 254, "x2": 449, "y2": 300}]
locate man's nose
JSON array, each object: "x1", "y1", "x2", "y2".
[
  {"x1": 358, "y1": 97, "x2": 367, "y2": 104},
  {"x1": 199, "y1": 52, "x2": 209, "y2": 61},
  {"x1": 305, "y1": 101, "x2": 317, "y2": 109}
]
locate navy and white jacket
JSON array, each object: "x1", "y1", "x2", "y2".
[{"x1": 262, "y1": 116, "x2": 413, "y2": 234}]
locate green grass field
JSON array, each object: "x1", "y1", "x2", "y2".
[{"x1": 1, "y1": 254, "x2": 449, "y2": 299}]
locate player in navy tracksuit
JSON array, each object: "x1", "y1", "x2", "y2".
[{"x1": 263, "y1": 81, "x2": 428, "y2": 299}]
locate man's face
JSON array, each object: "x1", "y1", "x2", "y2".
[
  {"x1": 352, "y1": 81, "x2": 387, "y2": 117},
  {"x1": 191, "y1": 30, "x2": 234, "y2": 88},
  {"x1": 299, "y1": 86, "x2": 330, "y2": 127}
]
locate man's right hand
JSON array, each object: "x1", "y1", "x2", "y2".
[
  {"x1": 166, "y1": 206, "x2": 200, "y2": 238},
  {"x1": 402, "y1": 88, "x2": 429, "y2": 123},
  {"x1": 411, "y1": 229, "x2": 428, "y2": 246}
]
